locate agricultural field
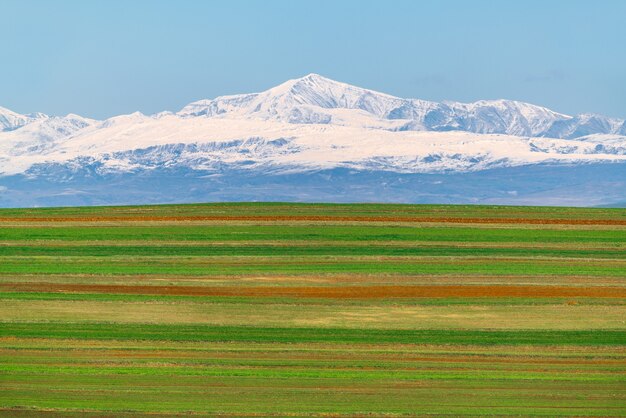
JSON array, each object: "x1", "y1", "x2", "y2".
[{"x1": 0, "y1": 202, "x2": 625, "y2": 416}]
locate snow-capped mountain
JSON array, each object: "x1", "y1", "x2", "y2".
[
  {"x1": 177, "y1": 74, "x2": 624, "y2": 139},
  {"x1": 1, "y1": 74, "x2": 625, "y2": 207},
  {"x1": 0, "y1": 106, "x2": 47, "y2": 132}
]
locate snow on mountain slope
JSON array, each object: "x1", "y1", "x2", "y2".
[
  {"x1": 180, "y1": 74, "x2": 403, "y2": 119},
  {"x1": 0, "y1": 113, "x2": 98, "y2": 173},
  {"x1": 3, "y1": 112, "x2": 626, "y2": 177},
  {"x1": 177, "y1": 74, "x2": 625, "y2": 138},
  {"x1": 178, "y1": 74, "x2": 411, "y2": 130},
  {"x1": 0, "y1": 106, "x2": 47, "y2": 132},
  {"x1": 541, "y1": 113, "x2": 624, "y2": 139},
  {"x1": 1, "y1": 74, "x2": 625, "y2": 178},
  {"x1": 445, "y1": 100, "x2": 570, "y2": 137}
]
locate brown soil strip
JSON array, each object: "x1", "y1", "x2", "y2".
[
  {"x1": 1, "y1": 215, "x2": 625, "y2": 225},
  {"x1": 3, "y1": 283, "x2": 626, "y2": 298}
]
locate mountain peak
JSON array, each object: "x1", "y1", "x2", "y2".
[
  {"x1": 298, "y1": 72, "x2": 329, "y2": 82},
  {"x1": 284, "y1": 73, "x2": 340, "y2": 86},
  {"x1": 267, "y1": 73, "x2": 350, "y2": 96},
  {"x1": 178, "y1": 73, "x2": 404, "y2": 121},
  {"x1": 251, "y1": 73, "x2": 404, "y2": 121},
  {"x1": 0, "y1": 106, "x2": 48, "y2": 132},
  {"x1": 176, "y1": 75, "x2": 624, "y2": 138}
]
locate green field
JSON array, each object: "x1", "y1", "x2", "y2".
[{"x1": 1, "y1": 203, "x2": 625, "y2": 416}]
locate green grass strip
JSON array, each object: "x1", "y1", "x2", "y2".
[
  {"x1": 1, "y1": 245, "x2": 624, "y2": 258},
  {"x1": 2, "y1": 364, "x2": 622, "y2": 382},
  {"x1": 2, "y1": 225, "x2": 625, "y2": 243},
  {"x1": 1, "y1": 201, "x2": 624, "y2": 219},
  {"x1": 1, "y1": 258, "x2": 623, "y2": 276},
  {"x1": 2, "y1": 323, "x2": 624, "y2": 345}
]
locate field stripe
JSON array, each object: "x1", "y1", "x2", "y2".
[
  {"x1": 2, "y1": 323, "x2": 625, "y2": 345},
  {"x1": 2, "y1": 282, "x2": 625, "y2": 298},
  {"x1": 2, "y1": 214, "x2": 626, "y2": 225}
]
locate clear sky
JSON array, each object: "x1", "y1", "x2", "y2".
[{"x1": 2, "y1": 0, "x2": 625, "y2": 119}]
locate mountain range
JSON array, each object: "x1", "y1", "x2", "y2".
[{"x1": 1, "y1": 74, "x2": 625, "y2": 207}]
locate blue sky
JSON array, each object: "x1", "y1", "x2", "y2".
[{"x1": 2, "y1": 0, "x2": 625, "y2": 119}]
